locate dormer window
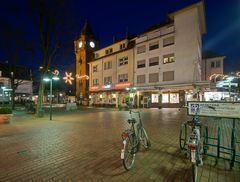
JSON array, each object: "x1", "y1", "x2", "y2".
[
  {"x1": 105, "y1": 48, "x2": 113, "y2": 55},
  {"x1": 120, "y1": 43, "x2": 126, "y2": 50},
  {"x1": 95, "y1": 53, "x2": 99, "y2": 59}
]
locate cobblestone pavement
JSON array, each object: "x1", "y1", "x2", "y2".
[{"x1": 0, "y1": 108, "x2": 239, "y2": 182}]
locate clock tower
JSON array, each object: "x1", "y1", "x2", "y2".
[{"x1": 74, "y1": 21, "x2": 98, "y2": 102}]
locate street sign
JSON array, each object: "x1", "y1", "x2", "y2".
[{"x1": 187, "y1": 101, "x2": 240, "y2": 119}]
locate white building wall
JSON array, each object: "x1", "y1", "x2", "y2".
[{"x1": 134, "y1": 7, "x2": 202, "y2": 87}]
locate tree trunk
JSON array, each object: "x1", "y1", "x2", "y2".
[
  {"x1": 36, "y1": 76, "x2": 45, "y2": 117},
  {"x1": 11, "y1": 88, "x2": 16, "y2": 110}
]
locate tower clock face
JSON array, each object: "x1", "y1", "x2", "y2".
[
  {"x1": 89, "y1": 41, "x2": 95, "y2": 48},
  {"x1": 79, "y1": 41, "x2": 83, "y2": 48}
]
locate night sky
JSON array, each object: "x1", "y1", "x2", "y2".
[{"x1": 0, "y1": 0, "x2": 240, "y2": 74}]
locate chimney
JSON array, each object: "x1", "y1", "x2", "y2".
[{"x1": 112, "y1": 35, "x2": 116, "y2": 43}]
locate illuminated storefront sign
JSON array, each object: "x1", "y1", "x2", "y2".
[{"x1": 115, "y1": 82, "x2": 131, "y2": 88}]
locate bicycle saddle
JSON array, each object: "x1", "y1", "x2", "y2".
[{"x1": 127, "y1": 118, "x2": 137, "y2": 124}]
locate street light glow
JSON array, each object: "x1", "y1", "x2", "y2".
[
  {"x1": 43, "y1": 77, "x2": 50, "y2": 82},
  {"x1": 52, "y1": 76, "x2": 60, "y2": 80}
]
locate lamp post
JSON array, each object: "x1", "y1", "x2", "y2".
[{"x1": 43, "y1": 75, "x2": 59, "y2": 120}]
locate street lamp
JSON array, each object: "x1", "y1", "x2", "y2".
[{"x1": 43, "y1": 75, "x2": 60, "y2": 120}]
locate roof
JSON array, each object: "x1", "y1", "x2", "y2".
[
  {"x1": 141, "y1": 19, "x2": 173, "y2": 34},
  {"x1": 92, "y1": 35, "x2": 136, "y2": 53},
  {"x1": 0, "y1": 62, "x2": 32, "y2": 80},
  {"x1": 89, "y1": 39, "x2": 136, "y2": 63},
  {"x1": 202, "y1": 51, "x2": 225, "y2": 59},
  {"x1": 168, "y1": 1, "x2": 206, "y2": 34}
]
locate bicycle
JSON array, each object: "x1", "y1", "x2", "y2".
[
  {"x1": 179, "y1": 105, "x2": 215, "y2": 182},
  {"x1": 121, "y1": 108, "x2": 151, "y2": 170}
]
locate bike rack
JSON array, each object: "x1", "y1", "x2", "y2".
[{"x1": 203, "y1": 119, "x2": 240, "y2": 169}]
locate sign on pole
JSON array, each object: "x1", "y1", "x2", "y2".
[{"x1": 187, "y1": 101, "x2": 240, "y2": 119}]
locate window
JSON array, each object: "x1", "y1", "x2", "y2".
[
  {"x1": 216, "y1": 61, "x2": 221, "y2": 68},
  {"x1": 163, "y1": 36, "x2": 174, "y2": 47},
  {"x1": 137, "y1": 75, "x2": 145, "y2": 84},
  {"x1": 137, "y1": 45, "x2": 146, "y2": 54},
  {"x1": 104, "y1": 76, "x2": 112, "y2": 85},
  {"x1": 162, "y1": 94, "x2": 169, "y2": 103},
  {"x1": 170, "y1": 93, "x2": 179, "y2": 103},
  {"x1": 151, "y1": 94, "x2": 159, "y2": 103},
  {"x1": 105, "y1": 48, "x2": 113, "y2": 55},
  {"x1": 137, "y1": 60, "x2": 146, "y2": 68},
  {"x1": 119, "y1": 57, "x2": 128, "y2": 66},
  {"x1": 149, "y1": 57, "x2": 159, "y2": 66},
  {"x1": 93, "y1": 65, "x2": 98, "y2": 72},
  {"x1": 149, "y1": 73, "x2": 159, "y2": 83},
  {"x1": 120, "y1": 43, "x2": 126, "y2": 50},
  {"x1": 118, "y1": 74, "x2": 128, "y2": 82},
  {"x1": 149, "y1": 41, "x2": 159, "y2": 51},
  {"x1": 211, "y1": 62, "x2": 215, "y2": 68},
  {"x1": 104, "y1": 61, "x2": 112, "y2": 70},
  {"x1": 163, "y1": 71, "x2": 174, "y2": 81},
  {"x1": 93, "y1": 79, "x2": 99, "y2": 86},
  {"x1": 163, "y1": 53, "x2": 175, "y2": 64},
  {"x1": 95, "y1": 53, "x2": 99, "y2": 59}
]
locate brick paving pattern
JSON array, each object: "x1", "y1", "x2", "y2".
[{"x1": 0, "y1": 108, "x2": 239, "y2": 181}]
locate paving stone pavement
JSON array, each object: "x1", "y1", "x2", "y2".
[{"x1": 0, "y1": 108, "x2": 239, "y2": 182}]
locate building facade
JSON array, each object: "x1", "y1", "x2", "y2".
[
  {"x1": 134, "y1": 1, "x2": 207, "y2": 108},
  {"x1": 0, "y1": 62, "x2": 33, "y2": 102},
  {"x1": 74, "y1": 22, "x2": 99, "y2": 103},
  {"x1": 88, "y1": 37, "x2": 136, "y2": 107},
  {"x1": 201, "y1": 54, "x2": 225, "y2": 81},
  {"x1": 86, "y1": 1, "x2": 209, "y2": 108}
]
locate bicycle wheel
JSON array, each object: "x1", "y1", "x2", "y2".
[
  {"x1": 141, "y1": 128, "x2": 151, "y2": 149},
  {"x1": 122, "y1": 137, "x2": 136, "y2": 170},
  {"x1": 179, "y1": 123, "x2": 187, "y2": 150},
  {"x1": 192, "y1": 163, "x2": 198, "y2": 182}
]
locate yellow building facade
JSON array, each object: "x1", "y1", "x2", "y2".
[{"x1": 88, "y1": 37, "x2": 136, "y2": 108}]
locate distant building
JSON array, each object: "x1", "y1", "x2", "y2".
[
  {"x1": 0, "y1": 62, "x2": 32, "y2": 102},
  {"x1": 88, "y1": 36, "x2": 136, "y2": 107},
  {"x1": 201, "y1": 51, "x2": 225, "y2": 81}
]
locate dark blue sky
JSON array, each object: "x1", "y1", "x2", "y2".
[{"x1": 0, "y1": 0, "x2": 240, "y2": 73}]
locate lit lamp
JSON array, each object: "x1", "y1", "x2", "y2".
[{"x1": 43, "y1": 74, "x2": 60, "y2": 120}]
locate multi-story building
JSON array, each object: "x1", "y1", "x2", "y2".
[
  {"x1": 201, "y1": 52, "x2": 225, "y2": 81},
  {"x1": 88, "y1": 36, "x2": 136, "y2": 107},
  {"x1": 134, "y1": 1, "x2": 207, "y2": 108}
]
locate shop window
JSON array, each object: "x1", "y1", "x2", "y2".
[
  {"x1": 170, "y1": 93, "x2": 179, "y2": 103},
  {"x1": 151, "y1": 94, "x2": 159, "y2": 103},
  {"x1": 162, "y1": 94, "x2": 169, "y2": 103}
]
